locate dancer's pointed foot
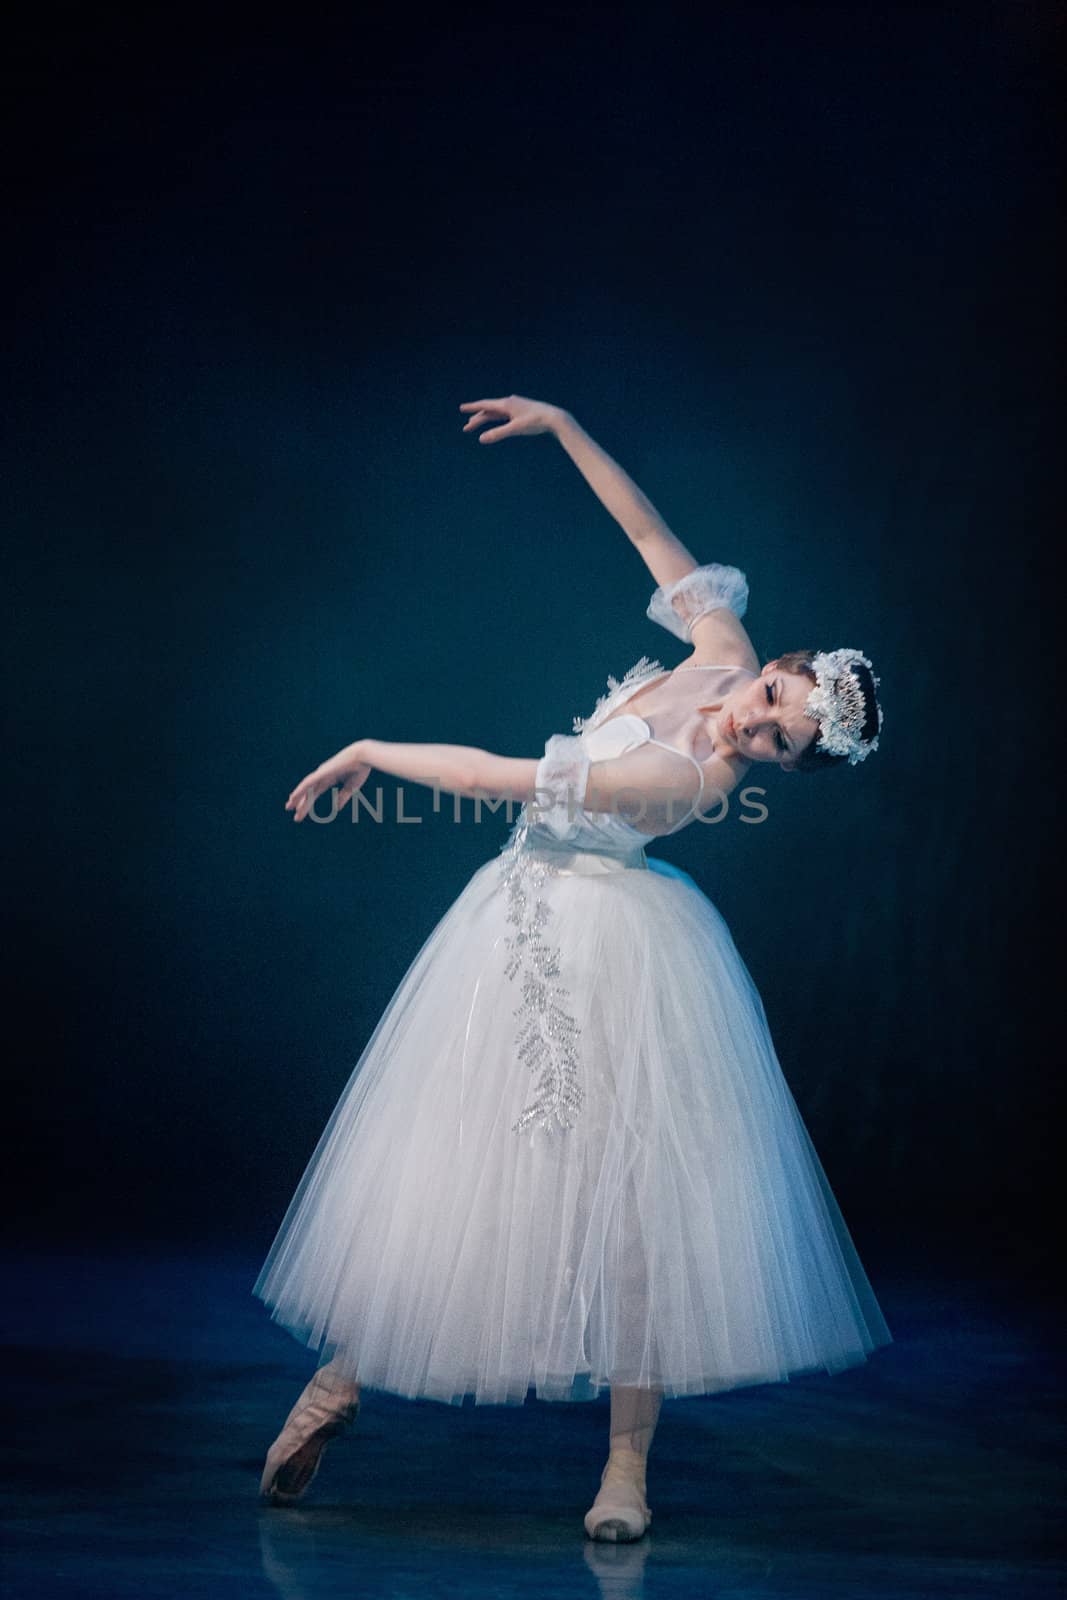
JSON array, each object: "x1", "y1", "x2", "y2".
[
  {"x1": 583, "y1": 1445, "x2": 652, "y2": 1542},
  {"x1": 259, "y1": 1364, "x2": 361, "y2": 1505}
]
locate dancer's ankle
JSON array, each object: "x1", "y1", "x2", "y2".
[
  {"x1": 315, "y1": 1362, "x2": 361, "y2": 1399},
  {"x1": 602, "y1": 1445, "x2": 648, "y2": 1493},
  {"x1": 606, "y1": 1443, "x2": 647, "y2": 1469}
]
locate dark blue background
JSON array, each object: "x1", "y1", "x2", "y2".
[{"x1": 7, "y1": 5, "x2": 1059, "y2": 1270}]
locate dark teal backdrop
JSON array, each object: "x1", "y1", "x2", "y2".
[{"x1": 7, "y1": 7, "x2": 1058, "y2": 1272}]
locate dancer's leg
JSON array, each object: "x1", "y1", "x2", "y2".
[
  {"x1": 584, "y1": 1383, "x2": 663, "y2": 1542},
  {"x1": 609, "y1": 1382, "x2": 663, "y2": 1457},
  {"x1": 259, "y1": 1356, "x2": 362, "y2": 1503}
]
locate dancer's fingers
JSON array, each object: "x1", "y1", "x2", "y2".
[{"x1": 458, "y1": 399, "x2": 510, "y2": 415}]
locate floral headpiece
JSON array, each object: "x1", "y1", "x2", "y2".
[{"x1": 802, "y1": 648, "x2": 883, "y2": 765}]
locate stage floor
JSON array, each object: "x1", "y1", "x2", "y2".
[{"x1": 1, "y1": 1246, "x2": 1062, "y2": 1599}]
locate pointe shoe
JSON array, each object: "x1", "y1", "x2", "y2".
[
  {"x1": 259, "y1": 1364, "x2": 361, "y2": 1505},
  {"x1": 583, "y1": 1446, "x2": 652, "y2": 1542}
]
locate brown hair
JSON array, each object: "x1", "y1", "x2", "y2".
[{"x1": 775, "y1": 651, "x2": 881, "y2": 773}]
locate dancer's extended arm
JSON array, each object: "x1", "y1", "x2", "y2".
[
  {"x1": 553, "y1": 411, "x2": 700, "y2": 588},
  {"x1": 285, "y1": 737, "x2": 541, "y2": 822},
  {"x1": 461, "y1": 395, "x2": 698, "y2": 588},
  {"x1": 285, "y1": 735, "x2": 735, "y2": 833},
  {"x1": 460, "y1": 395, "x2": 757, "y2": 667},
  {"x1": 360, "y1": 740, "x2": 539, "y2": 805},
  {"x1": 552, "y1": 413, "x2": 758, "y2": 668}
]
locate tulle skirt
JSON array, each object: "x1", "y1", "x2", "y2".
[{"x1": 252, "y1": 826, "x2": 892, "y2": 1405}]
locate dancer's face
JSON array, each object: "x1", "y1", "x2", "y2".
[{"x1": 713, "y1": 662, "x2": 818, "y2": 770}]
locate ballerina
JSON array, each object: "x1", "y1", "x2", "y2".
[{"x1": 254, "y1": 395, "x2": 890, "y2": 1541}]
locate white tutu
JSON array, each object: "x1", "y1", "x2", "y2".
[{"x1": 252, "y1": 816, "x2": 892, "y2": 1406}]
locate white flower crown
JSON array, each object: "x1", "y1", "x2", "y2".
[{"x1": 802, "y1": 648, "x2": 883, "y2": 765}]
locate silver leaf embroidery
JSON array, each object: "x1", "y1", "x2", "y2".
[
  {"x1": 499, "y1": 814, "x2": 584, "y2": 1135},
  {"x1": 498, "y1": 657, "x2": 662, "y2": 1136}
]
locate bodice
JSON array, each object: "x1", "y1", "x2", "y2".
[{"x1": 514, "y1": 657, "x2": 757, "y2": 859}]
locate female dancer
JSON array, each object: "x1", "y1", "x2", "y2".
[{"x1": 254, "y1": 395, "x2": 890, "y2": 1541}]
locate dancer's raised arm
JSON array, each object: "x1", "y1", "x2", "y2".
[
  {"x1": 460, "y1": 395, "x2": 698, "y2": 588},
  {"x1": 461, "y1": 395, "x2": 758, "y2": 667}
]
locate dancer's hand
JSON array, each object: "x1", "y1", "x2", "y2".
[
  {"x1": 285, "y1": 744, "x2": 371, "y2": 822},
  {"x1": 459, "y1": 395, "x2": 567, "y2": 442}
]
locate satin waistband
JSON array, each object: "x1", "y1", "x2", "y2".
[{"x1": 519, "y1": 842, "x2": 649, "y2": 875}]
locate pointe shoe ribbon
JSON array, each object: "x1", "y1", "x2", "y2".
[
  {"x1": 583, "y1": 1446, "x2": 652, "y2": 1542},
  {"x1": 259, "y1": 1365, "x2": 361, "y2": 1504}
]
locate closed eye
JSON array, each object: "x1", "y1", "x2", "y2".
[{"x1": 767, "y1": 681, "x2": 788, "y2": 754}]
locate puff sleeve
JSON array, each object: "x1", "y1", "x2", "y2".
[
  {"x1": 532, "y1": 734, "x2": 592, "y2": 841},
  {"x1": 646, "y1": 562, "x2": 749, "y2": 642}
]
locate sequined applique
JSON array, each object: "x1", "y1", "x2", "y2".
[
  {"x1": 572, "y1": 654, "x2": 666, "y2": 735},
  {"x1": 499, "y1": 815, "x2": 583, "y2": 1135}
]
